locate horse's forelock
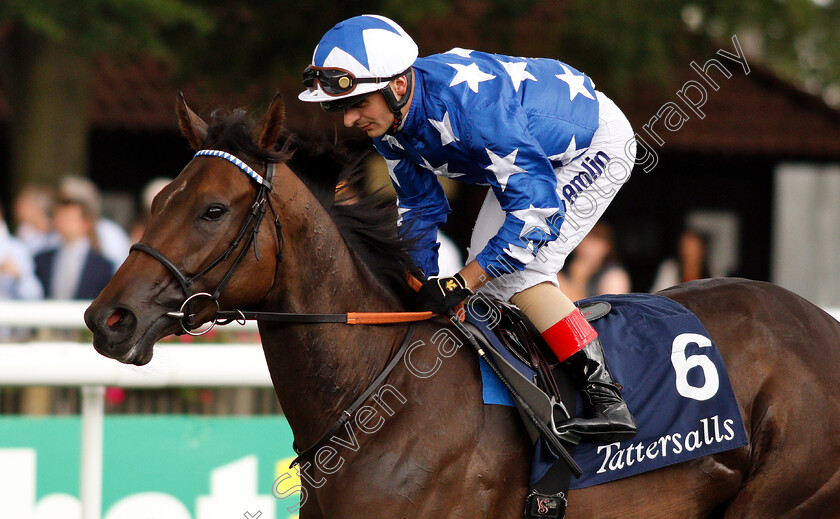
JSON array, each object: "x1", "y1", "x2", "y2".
[{"x1": 201, "y1": 109, "x2": 289, "y2": 165}]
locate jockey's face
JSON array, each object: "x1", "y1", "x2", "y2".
[
  {"x1": 343, "y1": 76, "x2": 411, "y2": 138},
  {"x1": 343, "y1": 92, "x2": 393, "y2": 138}
]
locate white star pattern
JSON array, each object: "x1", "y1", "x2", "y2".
[
  {"x1": 547, "y1": 136, "x2": 588, "y2": 166},
  {"x1": 419, "y1": 155, "x2": 465, "y2": 179},
  {"x1": 430, "y1": 162, "x2": 465, "y2": 179},
  {"x1": 555, "y1": 64, "x2": 595, "y2": 101},
  {"x1": 503, "y1": 242, "x2": 536, "y2": 264},
  {"x1": 384, "y1": 157, "x2": 402, "y2": 188},
  {"x1": 499, "y1": 61, "x2": 537, "y2": 92},
  {"x1": 511, "y1": 205, "x2": 560, "y2": 237},
  {"x1": 448, "y1": 63, "x2": 496, "y2": 93},
  {"x1": 322, "y1": 47, "x2": 371, "y2": 78},
  {"x1": 419, "y1": 156, "x2": 435, "y2": 172},
  {"x1": 485, "y1": 148, "x2": 526, "y2": 191},
  {"x1": 429, "y1": 111, "x2": 458, "y2": 146},
  {"x1": 445, "y1": 47, "x2": 474, "y2": 58},
  {"x1": 381, "y1": 134, "x2": 403, "y2": 150},
  {"x1": 396, "y1": 202, "x2": 410, "y2": 226}
]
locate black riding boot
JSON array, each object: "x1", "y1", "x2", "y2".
[{"x1": 554, "y1": 336, "x2": 637, "y2": 442}]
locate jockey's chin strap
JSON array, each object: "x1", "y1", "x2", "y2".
[{"x1": 383, "y1": 67, "x2": 413, "y2": 135}]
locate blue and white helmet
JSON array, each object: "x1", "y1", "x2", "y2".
[{"x1": 299, "y1": 15, "x2": 418, "y2": 104}]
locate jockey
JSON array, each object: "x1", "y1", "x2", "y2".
[{"x1": 299, "y1": 15, "x2": 637, "y2": 442}]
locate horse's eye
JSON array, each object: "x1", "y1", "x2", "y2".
[{"x1": 202, "y1": 205, "x2": 226, "y2": 221}]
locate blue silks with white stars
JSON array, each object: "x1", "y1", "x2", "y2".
[{"x1": 374, "y1": 48, "x2": 600, "y2": 277}]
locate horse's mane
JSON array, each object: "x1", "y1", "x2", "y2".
[
  {"x1": 202, "y1": 108, "x2": 292, "y2": 165},
  {"x1": 200, "y1": 109, "x2": 421, "y2": 308}
]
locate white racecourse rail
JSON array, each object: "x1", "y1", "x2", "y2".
[
  {"x1": 1, "y1": 300, "x2": 839, "y2": 519},
  {"x1": 0, "y1": 300, "x2": 268, "y2": 519}
]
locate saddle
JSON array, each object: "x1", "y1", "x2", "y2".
[
  {"x1": 463, "y1": 297, "x2": 611, "y2": 440},
  {"x1": 461, "y1": 297, "x2": 611, "y2": 519}
]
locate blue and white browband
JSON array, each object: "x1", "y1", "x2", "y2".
[{"x1": 195, "y1": 150, "x2": 272, "y2": 189}]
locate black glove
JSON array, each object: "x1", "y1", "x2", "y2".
[{"x1": 416, "y1": 273, "x2": 473, "y2": 313}]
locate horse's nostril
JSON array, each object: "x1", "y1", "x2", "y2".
[
  {"x1": 100, "y1": 306, "x2": 137, "y2": 341},
  {"x1": 106, "y1": 308, "x2": 126, "y2": 328}
]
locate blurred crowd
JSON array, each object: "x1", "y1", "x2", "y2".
[
  {"x1": 557, "y1": 222, "x2": 717, "y2": 299},
  {"x1": 0, "y1": 177, "x2": 280, "y2": 415},
  {"x1": 1, "y1": 167, "x2": 732, "y2": 320},
  {"x1": 1, "y1": 175, "x2": 721, "y2": 307},
  {"x1": 1, "y1": 176, "x2": 170, "y2": 304}
]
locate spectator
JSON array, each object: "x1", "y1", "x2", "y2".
[
  {"x1": 59, "y1": 176, "x2": 130, "y2": 270},
  {"x1": 557, "y1": 222, "x2": 631, "y2": 300},
  {"x1": 130, "y1": 177, "x2": 172, "y2": 244},
  {"x1": 650, "y1": 228, "x2": 712, "y2": 293},
  {"x1": 13, "y1": 185, "x2": 58, "y2": 255},
  {"x1": 0, "y1": 201, "x2": 44, "y2": 301},
  {"x1": 34, "y1": 195, "x2": 114, "y2": 300}
]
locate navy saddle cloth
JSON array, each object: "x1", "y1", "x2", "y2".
[{"x1": 466, "y1": 293, "x2": 748, "y2": 489}]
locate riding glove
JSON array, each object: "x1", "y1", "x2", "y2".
[{"x1": 417, "y1": 273, "x2": 473, "y2": 313}]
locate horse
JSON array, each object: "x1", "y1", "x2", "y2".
[{"x1": 85, "y1": 94, "x2": 840, "y2": 518}]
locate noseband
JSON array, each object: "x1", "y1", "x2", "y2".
[{"x1": 130, "y1": 150, "x2": 282, "y2": 335}]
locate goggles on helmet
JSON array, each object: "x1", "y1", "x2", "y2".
[{"x1": 302, "y1": 66, "x2": 405, "y2": 96}]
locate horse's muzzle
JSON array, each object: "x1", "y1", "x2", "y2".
[{"x1": 85, "y1": 303, "x2": 139, "y2": 362}]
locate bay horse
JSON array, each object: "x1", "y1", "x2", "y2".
[{"x1": 85, "y1": 94, "x2": 840, "y2": 518}]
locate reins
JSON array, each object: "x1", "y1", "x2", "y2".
[
  {"x1": 214, "y1": 308, "x2": 434, "y2": 325},
  {"x1": 134, "y1": 149, "x2": 436, "y2": 335},
  {"x1": 212, "y1": 270, "x2": 433, "y2": 327}
]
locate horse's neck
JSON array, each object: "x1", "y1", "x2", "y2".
[{"x1": 260, "y1": 172, "x2": 408, "y2": 446}]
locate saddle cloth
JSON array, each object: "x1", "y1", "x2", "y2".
[{"x1": 467, "y1": 293, "x2": 749, "y2": 489}]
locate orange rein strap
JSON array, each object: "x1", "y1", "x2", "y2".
[
  {"x1": 346, "y1": 311, "x2": 435, "y2": 325},
  {"x1": 212, "y1": 308, "x2": 436, "y2": 326},
  {"x1": 203, "y1": 273, "x2": 444, "y2": 328},
  {"x1": 208, "y1": 273, "x2": 436, "y2": 327},
  {"x1": 347, "y1": 272, "x2": 438, "y2": 324},
  {"x1": 345, "y1": 272, "x2": 435, "y2": 324}
]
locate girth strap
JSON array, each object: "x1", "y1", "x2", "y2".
[{"x1": 289, "y1": 324, "x2": 416, "y2": 468}]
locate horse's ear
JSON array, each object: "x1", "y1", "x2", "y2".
[
  {"x1": 176, "y1": 91, "x2": 208, "y2": 151},
  {"x1": 253, "y1": 91, "x2": 286, "y2": 151}
]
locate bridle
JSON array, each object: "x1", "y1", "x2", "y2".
[
  {"x1": 130, "y1": 149, "x2": 433, "y2": 335},
  {"x1": 130, "y1": 149, "x2": 282, "y2": 335}
]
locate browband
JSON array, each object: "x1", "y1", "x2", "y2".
[{"x1": 195, "y1": 149, "x2": 273, "y2": 189}]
